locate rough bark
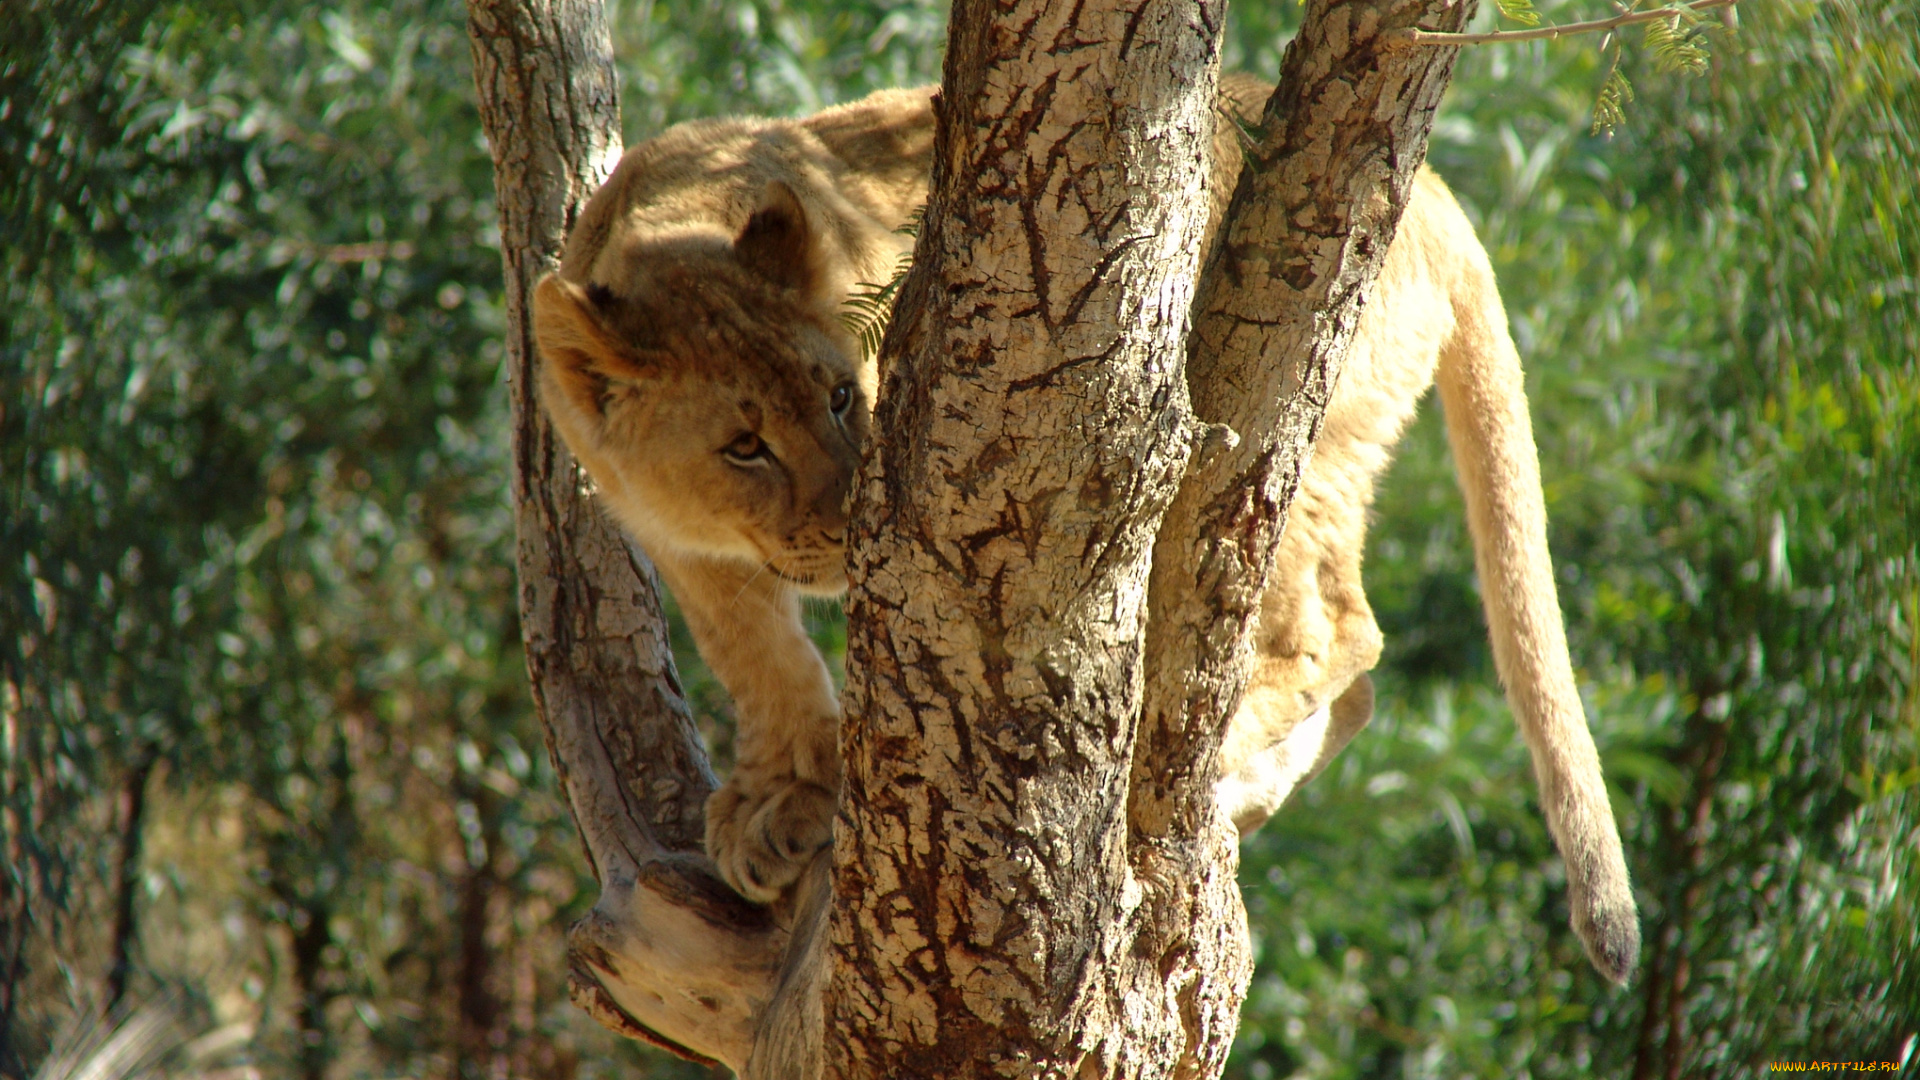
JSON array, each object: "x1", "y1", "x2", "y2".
[
  {"x1": 826, "y1": 0, "x2": 1476, "y2": 1076},
  {"x1": 1119, "y1": 10, "x2": 1476, "y2": 1075},
  {"x1": 472, "y1": 0, "x2": 1476, "y2": 1075},
  {"x1": 1133, "y1": 0, "x2": 1480, "y2": 842},
  {"x1": 829, "y1": 0, "x2": 1228, "y2": 1067},
  {"x1": 467, "y1": 0, "x2": 784, "y2": 1067}
]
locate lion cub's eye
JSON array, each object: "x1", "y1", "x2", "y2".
[
  {"x1": 830, "y1": 384, "x2": 854, "y2": 417},
  {"x1": 722, "y1": 432, "x2": 767, "y2": 465}
]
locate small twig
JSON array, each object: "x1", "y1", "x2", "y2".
[
  {"x1": 317, "y1": 240, "x2": 416, "y2": 263},
  {"x1": 1394, "y1": 0, "x2": 1735, "y2": 46}
]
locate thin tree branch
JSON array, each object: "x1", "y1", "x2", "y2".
[
  {"x1": 467, "y1": 0, "x2": 788, "y2": 1067},
  {"x1": 1396, "y1": 0, "x2": 1735, "y2": 46},
  {"x1": 105, "y1": 744, "x2": 158, "y2": 1012}
]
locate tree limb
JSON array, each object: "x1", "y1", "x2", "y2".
[
  {"x1": 830, "y1": 1, "x2": 1233, "y2": 1073},
  {"x1": 1121, "y1": 0, "x2": 1479, "y2": 1073},
  {"x1": 1396, "y1": 0, "x2": 1733, "y2": 47},
  {"x1": 1134, "y1": 0, "x2": 1477, "y2": 843},
  {"x1": 466, "y1": 0, "x2": 791, "y2": 1066}
]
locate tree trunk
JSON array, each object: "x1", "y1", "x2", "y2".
[
  {"x1": 827, "y1": 1, "x2": 1231, "y2": 1074},
  {"x1": 105, "y1": 744, "x2": 157, "y2": 1012},
  {"x1": 469, "y1": 0, "x2": 1474, "y2": 1075},
  {"x1": 465, "y1": 0, "x2": 777, "y2": 1066},
  {"x1": 827, "y1": 0, "x2": 1474, "y2": 1076}
]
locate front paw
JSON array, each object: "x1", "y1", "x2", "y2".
[{"x1": 705, "y1": 774, "x2": 837, "y2": 903}]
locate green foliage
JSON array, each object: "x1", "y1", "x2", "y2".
[
  {"x1": 1229, "y1": 0, "x2": 1919, "y2": 1074},
  {"x1": 1234, "y1": 680, "x2": 1681, "y2": 1077},
  {"x1": 838, "y1": 256, "x2": 912, "y2": 366},
  {"x1": 0, "y1": 2, "x2": 929, "y2": 1076},
  {"x1": 1496, "y1": 0, "x2": 1543, "y2": 29},
  {"x1": 611, "y1": 0, "x2": 947, "y2": 140},
  {"x1": 1, "y1": 0, "x2": 652, "y2": 1075},
  {"x1": 838, "y1": 210, "x2": 923, "y2": 365},
  {"x1": 1641, "y1": 10, "x2": 1709, "y2": 76},
  {"x1": 1590, "y1": 60, "x2": 1635, "y2": 135},
  {"x1": 1585, "y1": 4, "x2": 1717, "y2": 135}
]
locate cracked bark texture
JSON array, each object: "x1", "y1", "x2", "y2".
[
  {"x1": 829, "y1": 1, "x2": 1230, "y2": 1076},
  {"x1": 467, "y1": 0, "x2": 778, "y2": 1066},
  {"x1": 1134, "y1": 2, "x2": 1478, "y2": 840},
  {"x1": 831, "y1": 0, "x2": 1476, "y2": 1077}
]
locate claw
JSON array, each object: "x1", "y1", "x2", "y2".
[{"x1": 707, "y1": 776, "x2": 836, "y2": 903}]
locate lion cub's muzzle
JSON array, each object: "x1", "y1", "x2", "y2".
[
  {"x1": 767, "y1": 528, "x2": 848, "y2": 593},
  {"x1": 767, "y1": 555, "x2": 846, "y2": 593}
]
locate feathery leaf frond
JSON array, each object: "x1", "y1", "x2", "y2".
[
  {"x1": 1496, "y1": 0, "x2": 1543, "y2": 28},
  {"x1": 1592, "y1": 61, "x2": 1637, "y2": 135}
]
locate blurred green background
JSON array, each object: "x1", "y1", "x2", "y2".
[{"x1": 3, "y1": 0, "x2": 1914, "y2": 1077}]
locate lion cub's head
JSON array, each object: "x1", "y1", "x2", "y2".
[{"x1": 533, "y1": 182, "x2": 869, "y2": 595}]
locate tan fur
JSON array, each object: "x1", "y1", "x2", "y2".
[
  {"x1": 534, "y1": 81, "x2": 1638, "y2": 981},
  {"x1": 536, "y1": 89, "x2": 934, "y2": 903}
]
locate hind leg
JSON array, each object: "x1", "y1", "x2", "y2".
[
  {"x1": 1218, "y1": 674, "x2": 1376, "y2": 832},
  {"x1": 1221, "y1": 469, "x2": 1382, "y2": 738},
  {"x1": 1217, "y1": 469, "x2": 1384, "y2": 828}
]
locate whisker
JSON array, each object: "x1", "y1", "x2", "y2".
[{"x1": 732, "y1": 558, "x2": 774, "y2": 607}]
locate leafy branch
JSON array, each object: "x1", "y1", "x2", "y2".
[
  {"x1": 1395, "y1": 0, "x2": 1736, "y2": 47},
  {"x1": 837, "y1": 208, "x2": 923, "y2": 362},
  {"x1": 1388, "y1": 0, "x2": 1734, "y2": 134}
]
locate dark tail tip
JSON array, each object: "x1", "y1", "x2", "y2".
[{"x1": 1575, "y1": 893, "x2": 1642, "y2": 985}]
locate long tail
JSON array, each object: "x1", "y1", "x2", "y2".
[{"x1": 1435, "y1": 235, "x2": 1640, "y2": 984}]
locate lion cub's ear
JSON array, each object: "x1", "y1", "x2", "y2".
[
  {"x1": 734, "y1": 180, "x2": 820, "y2": 295},
  {"x1": 533, "y1": 274, "x2": 657, "y2": 425}
]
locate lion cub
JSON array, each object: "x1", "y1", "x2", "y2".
[{"x1": 533, "y1": 79, "x2": 1639, "y2": 982}]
